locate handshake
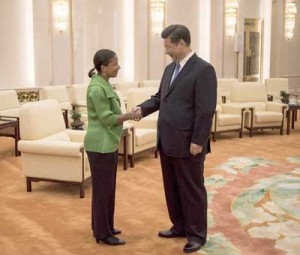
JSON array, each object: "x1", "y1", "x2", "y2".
[{"x1": 129, "y1": 106, "x2": 142, "y2": 121}]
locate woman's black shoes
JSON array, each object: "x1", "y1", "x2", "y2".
[
  {"x1": 96, "y1": 236, "x2": 126, "y2": 245},
  {"x1": 112, "y1": 228, "x2": 121, "y2": 235}
]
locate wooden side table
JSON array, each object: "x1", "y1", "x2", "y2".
[
  {"x1": 0, "y1": 117, "x2": 20, "y2": 156},
  {"x1": 119, "y1": 125, "x2": 135, "y2": 170},
  {"x1": 286, "y1": 104, "x2": 300, "y2": 135},
  {"x1": 121, "y1": 127, "x2": 129, "y2": 170}
]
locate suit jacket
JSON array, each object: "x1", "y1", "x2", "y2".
[{"x1": 139, "y1": 53, "x2": 217, "y2": 157}]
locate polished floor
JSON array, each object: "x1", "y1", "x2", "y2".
[{"x1": 0, "y1": 123, "x2": 299, "y2": 255}]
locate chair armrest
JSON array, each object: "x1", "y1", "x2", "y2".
[
  {"x1": 221, "y1": 104, "x2": 245, "y2": 115},
  {"x1": 267, "y1": 94, "x2": 273, "y2": 101},
  {"x1": 65, "y1": 129, "x2": 87, "y2": 142},
  {"x1": 289, "y1": 93, "x2": 298, "y2": 98},
  {"x1": 221, "y1": 96, "x2": 226, "y2": 104},
  {"x1": 71, "y1": 104, "x2": 87, "y2": 111},
  {"x1": 0, "y1": 115, "x2": 19, "y2": 121},
  {"x1": 18, "y1": 140, "x2": 83, "y2": 157},
  {"x1": 266, "y1": 102, "x2": 287, "y2": 112},
  {"x1": 216, "y1": 104, "x2": 222, "y2": 111},
  {"x1": 215, "y1": 104, "x2": 222, "y2": 114}
]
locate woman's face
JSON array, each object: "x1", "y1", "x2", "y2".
[{"x1": 102, "y1": 55, "x2": 120, "y2": 78}]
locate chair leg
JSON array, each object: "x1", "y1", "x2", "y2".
[
  {"x1": 280, "y1": 126, "x2": 283, "y2": 135},
  {"x1": 129, "y1": 155, "x2": 134, "y2": 168},
  {"x1": 212, "y1": 132, "x2": 216, "y2": 142},
  {"x1": 249, "y1": 128, "x2": 253, "y2": 137},
  {"x1": 154, "y1": 151, "x2": 158, "y2": 158},
  {"x1": 26, "y1": 177, "x2": 32, "y2": 192},
  {"x1": 79, "y1": 183, "x2": 85, "y2": 198},
  {"x1": 239, "y1": 130, "x2": 243, "y2": 138}
]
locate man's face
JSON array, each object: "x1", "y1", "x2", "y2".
[{"x1": 164, "y1": 37, "x2": 183, "y2": 62}]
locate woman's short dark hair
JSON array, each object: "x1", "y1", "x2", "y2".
[
  {"x1": 161, "y1": 24, "x2": 191, "y2": 46},
  {"x1": 88, "y1": 49, "x2": 116, "y2": 78}
]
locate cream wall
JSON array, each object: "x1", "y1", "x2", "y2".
[
  {"x1": 214, "y1": 0, "x2": 273, "y2": 80},
  {"x1": 0, "y1": 0, "x2": 35, "y2": 88},
  {"x1": 0, "y1": 0, "x2": 299, "y2": 90},
  {"x1": 32, "y1": 0, "x2": 52, "y2": 86},
  {"x1": 81, "y1": 0, "x2": 123, "y2": 84},
  {"x1": 271, "y1": 0, "x2": 300, "y2": 93}
]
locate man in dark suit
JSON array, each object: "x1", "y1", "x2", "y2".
[{"x1": 133, "y1": 24, "x2": 217, "y2": 253}]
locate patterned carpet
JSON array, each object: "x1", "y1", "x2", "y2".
[
  {"x1": 205, "y1": 156, "x2": 300, "y2": 255},
  {"x1": 0, "y1": 126, "x2": 299, "y2": 255}
]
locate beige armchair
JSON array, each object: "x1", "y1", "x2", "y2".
[
  {"x1": 68, "y1": 84, "x2": 88, "y2": 107},
  {"x1": 40, "y1": 85, "x2": 73, "y2": 127},
  {"x1": 117, "y1": 88, "x2": 158, "y2": 167},
  {"x1": 139, "y1": 80, "x2": 160, "y2": 89},
  {"x1": 18, "y1": 99, "x2": 91, "y2": 198},
  {"x1": 114, "y1": 90, "x2": 135, "y2": 168},
  {"x1": 265, "y1": 78, "x2": 289, "y2": 102},
  {"x1": 113, "y1": 82, "x2": 139, "y2": 102},
  {"x1": 217, "y1": 78, "x2": 238, "y2": 103},
  {"x1": 126, "y1": 87, "x2": 159, "y2": 129},
  {"x1": 211, "y1": 89, "x2": 245, "y2": 141},
  {"x1": 0, "y1": 90, "x2": 20, "y2": 118},
  {"x1": 230, "y1": 82, "x2": 287, "y2": 136},
  {"x1": 67, "y1": 84, "x2": 88, "y2": 126}
]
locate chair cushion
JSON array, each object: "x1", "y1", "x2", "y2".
[
  {"x1": 0, "y1": 90, "x2": 20, "y2": 111},
  {"x1": 126, "y1": 87, "x2": 158, "y2": 111},
  {"x1": 252, "y1": 102, "x2": 267, "y2": 111},
  {"x1": 140, "y1": 80, "x2": 160, "y2": 88},
  {"x1": 40, "y1": 131, "x2": 71, "y2": 142},
  {"x1": 75, "y1": 100, "x2": 87, "y2": 106},
  {"x1": 68, "y1": 84, "x2": 88, "y2": 105},
  {"x1": 20, "y1": 100, "x2": 66, "y2": 140},
  {"x1": 0, "y1": 107, "x2": 20, "y2": 117},
  {"x1": 231, "y1": 83, "x2": 267, "y2": 102},
  {"x1": 40, "y1": 86, "x2": 70, "y2": 103},
  {"x1": 218, "y1": 114, "x2": 241, "y2": 126},
  {"x1": 135, "y1": 113, "x2": 158, "y2": 129},
  {"x1": 255, "y1": 111, "x2": 283, "y2": 123},
  {"x1": 59, "y1": 102, "x2": 72, "y2": 110},
  {"x1": 135, "y1": 128, "x2": 157, "y2": 146}
]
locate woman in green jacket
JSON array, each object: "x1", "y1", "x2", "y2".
[{"x1": 84, "y1": 49, "x2": 139, "y2": 246}]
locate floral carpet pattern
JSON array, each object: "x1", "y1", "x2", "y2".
[
  {"x1": 1, "y1": 134, "x2": 300, "y2": 255},
  {"x1": 201, "y1": 157, "x2": 300, "y2": 255}
]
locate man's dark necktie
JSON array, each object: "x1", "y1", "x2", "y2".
[{"x1": 170, "y1": 63, "x2": 181, "y2": 86}]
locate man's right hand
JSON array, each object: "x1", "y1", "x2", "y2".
[{"x1": 131, "y1": 107, "x2": 142, "y2": 121}]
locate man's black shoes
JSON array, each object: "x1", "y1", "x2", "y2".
[
  {"x1": 183, "y1": 241, "x2": 204, "y2": 253},
  {"x1": 96, "y1": 236, "x2": 126, "y2": 245},
  {"x1": 158, "y1": 229, "x2": 185, "y2": 238}
]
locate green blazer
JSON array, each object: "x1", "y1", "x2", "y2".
[{"x1": 84, "y1": 74, "x2": 123, "y2": 153}]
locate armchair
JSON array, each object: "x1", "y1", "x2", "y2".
[
  {"x1": 114, "y1": 90, "x2": 135, "y2": 168},
  {"x1": 67, "y1": 84, "x2": 88, "y2": 126},
  {"x1": 113, "y1": 82, "x2": 139, "y2": 102},
  {"x1": 126, "y1": 87, "x2": 159, "y2": 129},
  {"x1": 139, "y1": 80, "x2": 160, "y2": 89},
  {"x1": 117, "y1": 88, "x2": 158, "y2": 167},
  {"x1": 40, "y1": 85, "x2": 72, "y2": 127},
  {"x1": 265, "y1": 78, "x2": 289, "y2": 102},
  {"x1": 230, "y1": 82, "x2": 287, "y2": 136},
  {"x1": 211, "y1": 89, "x2": 245, "y2": 141},
  {"x1": 0, "y1": 90, "x2": 20, "y2": 118},
  {"x1": 217, "y1": 78, "x2": 238, "y2": 103},
  {"x1": 67, "y1": 84, "x2": 88, "y2": 107},
  {"x1": 18, "y1": 99, "x2": 91, "y2": 198}
]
